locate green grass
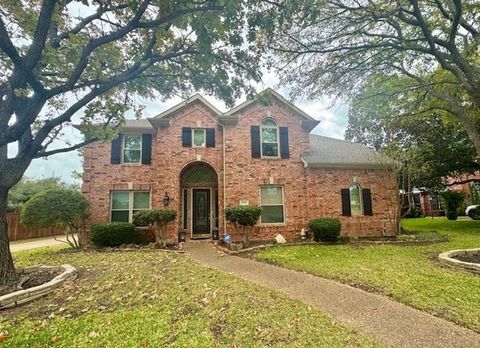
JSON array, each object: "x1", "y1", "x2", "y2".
[
  {"x1": 255, "y1": 218, "x2": 480, "y2": 332},
  {"x1": 0, "y1": 247, "x2": 378, "y2": 347}
]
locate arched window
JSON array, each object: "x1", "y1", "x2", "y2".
[
  {"x1": 349, "y1": 183, "x2": 362, "y2": 215},
  {"x1": 261, "y1": 118, "x2": 279, "y2": 157}
]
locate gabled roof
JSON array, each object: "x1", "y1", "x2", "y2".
[
  {"x1": 226, "y1": 88, "x2": 315, "y2": 121},
  {"x1": 302, "y1": 134, "x2": 392, "y2": 168},
  {"x1": 152, "y1": 93, "x2": 223, "y2": 119}
]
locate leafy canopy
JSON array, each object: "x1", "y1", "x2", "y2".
[
  {"x1": 20, "y1": 189, "x2": 89, "y2": 229},
  {"x1": 225, "y1": 206, "x2": 262, "y2": 227},
  {"x1": 133, "y1": 209, "x2": 177, "y2": 226},
  {"x1": 263, "y1": 0, "x2": 480, "y2": 156}
]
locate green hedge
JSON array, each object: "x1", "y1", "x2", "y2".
[
  {"x1": 309, "y1": 218, "x2": 341, "y2": 242},
  {"x1": 91, "y1": 222, "x2": 140, "y2": 247}
]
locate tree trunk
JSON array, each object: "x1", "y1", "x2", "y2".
[{"x1": 0, "y1": 187, "x2": 18, "y2": 285}]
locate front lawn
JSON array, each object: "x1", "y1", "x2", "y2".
[
  {"x1": 0, "y1": 247, "x2": 377, "y2": 347},
  {"x1": 255, "y1": 218, "x2": 480, "y2": 332}
]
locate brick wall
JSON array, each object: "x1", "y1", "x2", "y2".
[{"x1": 82, "y1": 98, "x2": 399, "y2": 243}]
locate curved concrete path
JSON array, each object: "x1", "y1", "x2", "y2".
[
  {"x1": 187, "y1": 242, "x2": 480, "y2": 348},
  {"x1": 10, "y1": 235, "x2": 70, "y2": 252}
]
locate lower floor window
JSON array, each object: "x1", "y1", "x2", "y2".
[
  {"x1": 260, "y1": 186, "x2": 285, "y2": 223},
  {"x1": 111, "y1": 191, "x2": 150, "y2": 222}
]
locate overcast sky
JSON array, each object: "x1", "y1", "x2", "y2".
[{"x1": 23, "y1": 71, "x2": 348, "y2": 184}]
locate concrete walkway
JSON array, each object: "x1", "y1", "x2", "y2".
[
  {"x1": 187, "y1": 242, "x2": 480, "y2": 348},
  {"x1": 10, "y1": 235, "x2": 69, "y2": 252}
]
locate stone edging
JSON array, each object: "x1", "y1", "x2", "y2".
[
  {"x1": 438, "y1": 248, "x2": 480, "y2": 272},
  {"x1": 213, "y1": 241, "x2": 318, "y2": 255},
  {"x1": 0, "y1": 264, "x2": 77, "y2": 310}
]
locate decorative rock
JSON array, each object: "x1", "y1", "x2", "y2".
[{"x1": 274, "y1": 234, "x2": 287, "y2": 244}]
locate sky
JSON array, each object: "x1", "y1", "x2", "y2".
[{"x1": 22, "y1": 71, "x2": 349, "y2": 184}]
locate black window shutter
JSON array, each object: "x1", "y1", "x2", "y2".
[
  {"x1": 141, "y1": 133, "x2": 152, "y2": 164},
  {"x1": 182, "y1": 127, "x2": 192, "y2": 147},
  {"x1": 341, "y1": 189, "x2": 351, "y2": 216},
  {"x1": 251, "y1": 126, "x2": 261, "y2": 158},
  {"x1": 111, "y1": 134, "x2": 122, "y2": 164},
  {"x1": 206, "y1": 128, "x2": 215, "y2": 148},
  {"x1": 279, "y1": 127, "x2": 290, "y2": 158},
  {"x1": 362, "y1": 188, "x2": 373, "y2": 216}
]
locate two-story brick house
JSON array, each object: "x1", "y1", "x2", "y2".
[{"x1": 78, "y1": 89, "x2": 398, "y2": 242}]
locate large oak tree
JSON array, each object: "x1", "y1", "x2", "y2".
[
  {"x1": 0, "y1": 0, "x2": 269, "y2": 284},
  {"x1": 264, "y1": 0, "x2": 480, "y2": 155}
]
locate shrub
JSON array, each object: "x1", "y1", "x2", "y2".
[
  {"x1": 132, "y1": 209, "x2": 177, "y2": 246},
  {"x1": 405, "y1": 206, "x2": 424, "y2": 218},
  {"x1": 440, "y1": 190, "x2": 465, "y2": 220},
  {"x1": 91, "y1": 222, "x2": 139, "y2": 247},
  {"x1": 225, "y1": 205, "x2": 262, "y2": 246},
  {"x1": 20, "y1": 189, "x2": 89, "y2": 248},
  {"x1": 309, "y1": 218, "x2": 341, "y2": 242}
]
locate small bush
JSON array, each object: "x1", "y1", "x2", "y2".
[
  {"x1": 225, "y1": 205, "x2": 262, "y2": 246},
  {"x1": 91, "y1": 222, "x2": 139, "y2": 247},
  {"x1": 309, "y1": 218, "x2": 341, "y2": 242},
  {"x1": 132, "y1": 209, "x2": 177, "y2": 246},
  {"x1": 440, "y1": 190, "x2": 465, "y2": 220},
  {"x1": 405, "y1": 206, "x2": 424, "y2": 218}
]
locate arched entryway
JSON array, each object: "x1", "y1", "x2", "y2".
[{"x1": 180, "y1": 162, "x2": 219, "y2": 239}]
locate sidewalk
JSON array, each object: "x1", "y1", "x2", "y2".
[
  {"x1": 10, "y1": 235, "x2": 70, "y2": 252},
  {"x1": 187, "y1": 242, "x2": 480, "y2": 348}
]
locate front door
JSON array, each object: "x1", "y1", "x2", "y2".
[{"x1": 192, "y1": 189, "x2": 211, "y2": 237}]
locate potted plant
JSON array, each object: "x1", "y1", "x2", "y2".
[{"x1": 439, "y1": 190, "x2": 465, "y2": 220}]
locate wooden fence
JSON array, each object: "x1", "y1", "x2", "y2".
[{"x1": 6, "y1": 212, "x2": 63, "y2": 241}]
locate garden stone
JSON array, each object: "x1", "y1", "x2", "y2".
[{"x1": 274, "y1": 234, "x2": 287, "y2": 244}]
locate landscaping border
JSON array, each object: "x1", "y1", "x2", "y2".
[
  {"x1": 0, "y1": 264, "x2": 77, "y2": 310},
  {"x1": 438, "y1": 248, "x2": 480, "y2": 273}
]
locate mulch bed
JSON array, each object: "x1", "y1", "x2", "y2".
[
  {"x1": 0, "y1": 269, "x2": 61, "y2": 296},
  {"x1": 453, "y1": 254, "x2": 480, "y2": 264}
]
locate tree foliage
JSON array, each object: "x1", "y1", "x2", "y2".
[
  {"x1": 20, "y1": 189, "x2": 89, "y2": 248},
  {"x1": 7, "y1": 176, "x2": 70, "y2": 210},
  {"x1": 133, "y1": 208, "x2": 176, "y2": 246},
  {"x1": 345, "y1": 74, "x2": 480, "y2": 190},
  {"x1": 264, "y1": 0, "x2": 480, "y2": 156}
]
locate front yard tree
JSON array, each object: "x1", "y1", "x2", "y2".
[
  {"x1": 266, "y1": 1, "x2": 480, "y2": 156},
  {"x1": 20, "y1": 189, "x2": 90, "y2": 249},
  {"x1": 0, "y1": 0, "x2": 266, "y2": 284}
]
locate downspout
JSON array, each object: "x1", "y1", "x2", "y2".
[{"x1": 222, "y1": 124, "x2": 227, "y2": 235}]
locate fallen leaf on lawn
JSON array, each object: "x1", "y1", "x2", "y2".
[
  {"x1": 51, "y1": 336, "x2": 59, "y2": 343},
  {"x1": 0, "y1": 333, "x2": 8, "y2": 342},
  {"x1": 89, "y1": 331, "x2": 100, "y2": 338}
]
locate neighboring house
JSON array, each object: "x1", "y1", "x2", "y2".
[
  {"x1": 77, "y1": 89, "x2": 398, "y2": 242},
  {"x1": 417, "y1": 173, "x2": 480, "y2": 216}
]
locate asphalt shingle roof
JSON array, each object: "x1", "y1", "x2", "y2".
[{"x1": 301, "y1": 134, "x2": 389, "y2": 167}]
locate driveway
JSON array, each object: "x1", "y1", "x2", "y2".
[{"x1": 10, "y1": 235, "x2": 70, "y2": 252}]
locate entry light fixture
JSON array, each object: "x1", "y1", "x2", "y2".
[{"x1": 163, "y1": 192, "x2": 170, "y2": 206}]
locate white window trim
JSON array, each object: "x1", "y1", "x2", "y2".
[
  {"x1": 110, "y1": 191, "x2": 150, "y2": 223},
  {"x1": 121, "y1": 134, "x2": 142, "y2": 164},
  {"x1": 192, "y1": 128, "x2": 206, "y2": 148},
  {"x1": 349, "y1": 183, "x2": 363, "y2": 216},
  {"x1": 259, "y1": 185, "x2": 285, "y2": 224},
  {"x1": 260, "y1": 118, "x2": 280, "y2": 158}
]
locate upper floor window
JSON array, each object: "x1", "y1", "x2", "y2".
[
  {"x1": 261, "y1": 118, "x2": 279, "y2": 157},
  {"x1": 123, "y1": 135, "x2": 142, "y2": 163},
  {"x1": 192, "y1": 128, "x2": 206, "y2": 147},
  {"x1": 111, "y1": 191, "x2": 150, "y2": 222},
  {"x1": 349, "y1": 183, "x2": 362, "y2": 216}
]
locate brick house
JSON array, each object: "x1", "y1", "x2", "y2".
[{"x1": 78, "y1": 89, "x2": 399, "y2": 242}]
